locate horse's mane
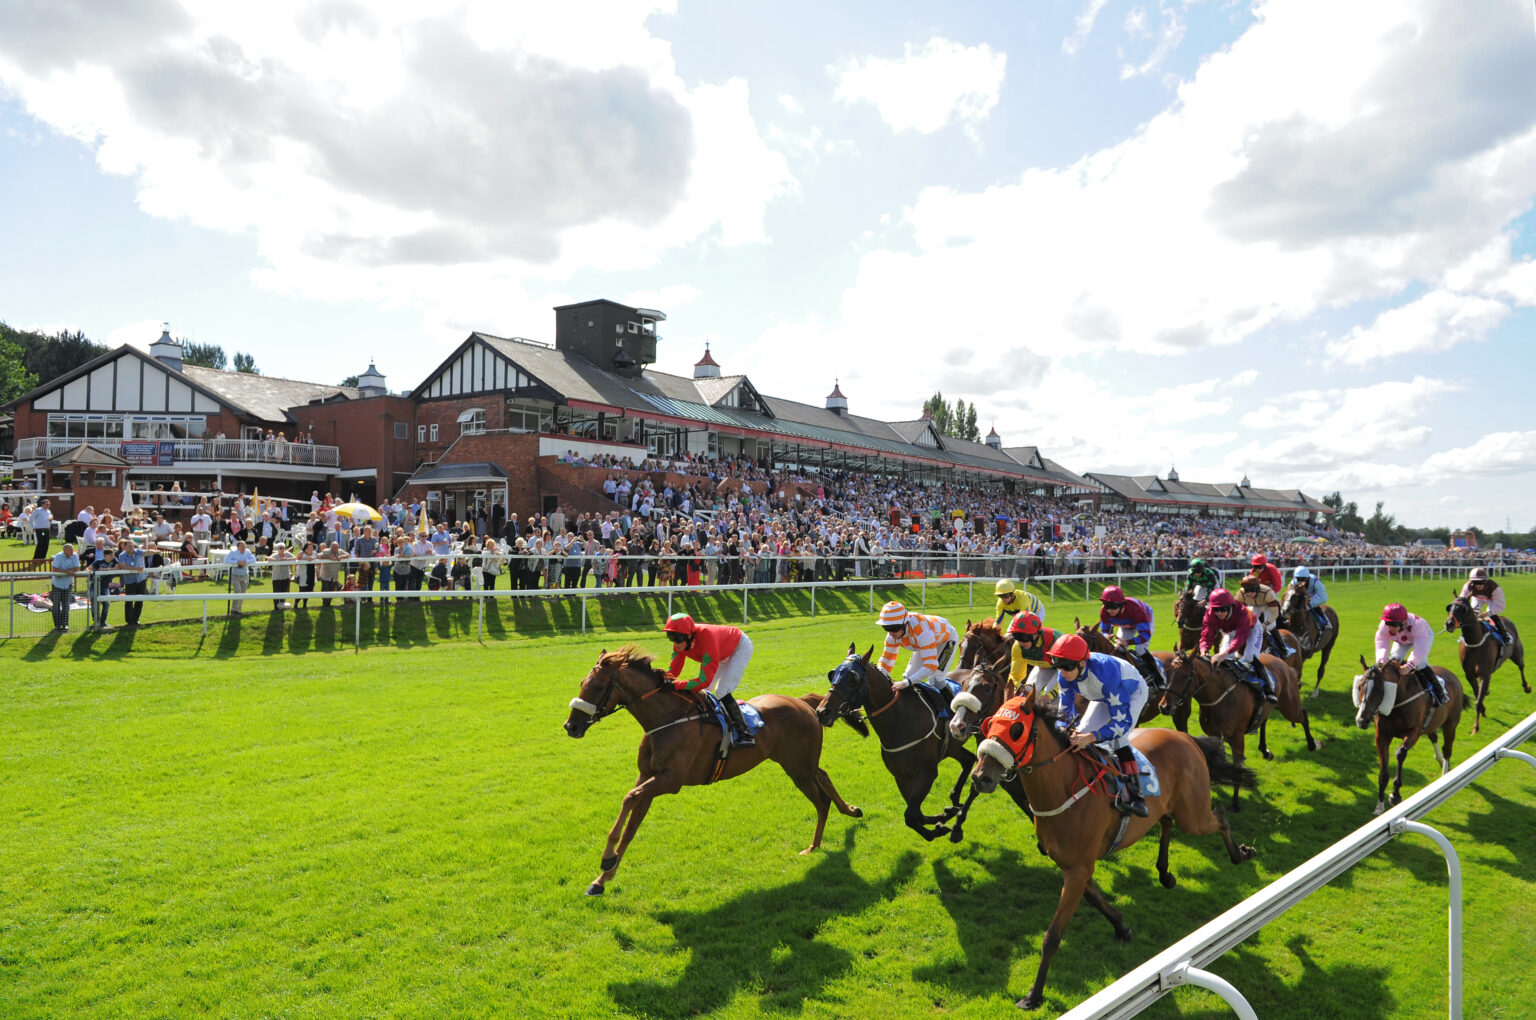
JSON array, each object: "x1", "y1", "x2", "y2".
[
  {"x1": 1030, "y1": 694, "x2": 1073, "y2": 745},
  {"x1": 971, "y1": 618, "x2": 1002, "y2": 635},
  {"x1": 602, "y1": 644, "x2": 669, "y2": 680}
]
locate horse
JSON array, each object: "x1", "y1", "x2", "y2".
[
  {"x1": 815, "y1": 644, "x2": 979, "y2": 842},
  {"x1": 969, "y1": 690, "x2": 1257, "y2": 1011},
  {"x1": 1158, "y1": 651, "x2": 1319, "y2": 810},
  {"x1": 564, "y1": 646, "x2": 864, "y2": 895},
  {"x1": 1072, "y1": 619, "x2": 1189, "y2": 732},
  {"x1": 956, "y1": 617, "x2": 1012, "y2": 675},
  {"x1": 1172, "y1": 588, "x2": 1204, "y2": 653},
  {"x1": 1279, "y1": 583, "x2": 1339, "y2": 698},
  {"x1": 941, "y1": 643, "x2": 1038, "y2": 840},
  {"x1": 1353, "y1": 657, "x2": 1463, "y2": 814},
  {"x1": 1444, "y1": 595, "x2": 1529, "y2": 735}
]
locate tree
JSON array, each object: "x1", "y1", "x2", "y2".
[
  {"x1": 0, "y1": 323, "x2": 106, "y2": 386},
  {"x1": 922, "y1": 392, "x2": 955, "y2": 436},
  {"x1": 922, "y1": 391, "x2": 987, "y2": 442},
  {"x1": 340, "y1": 375, "x2": 360, "y2": 387},
  {"x1": 233, "y1": 351, "x2": 259, "y2": 374},
  {"x1": 0, "y1": 332, "x2": 37, "y2": 403},
  {"x1": 962, "y1": 402, "x2": 979, "y2": 442},
  {"x1": 1322, "y1": 491, "x2": 1366, "y2": 534},
  {"x1": 182, "y1": 342, "x2": 227, "y2": 370},
  {"x1": 1363, "y1": 501, "x2": 1401, "y2": 546}
]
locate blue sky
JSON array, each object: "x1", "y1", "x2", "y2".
[{"x1": 1, "y1": 0, "x2": 1534, "y2": 530}]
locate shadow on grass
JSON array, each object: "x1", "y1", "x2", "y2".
[
  {"x1": 1210, "y1": 933, "x2": 1396, "y2": 1020},
  {"x1": 607, "y1": 827, "x2": 919, "y2": 1018}
]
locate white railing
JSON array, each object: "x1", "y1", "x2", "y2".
[
  {"x1": 1060, "y1": 709, "x2": 1536, "y2": 1020},
  {"x1": 13, "y1": 436, "x2": 340, "y2": 468}
]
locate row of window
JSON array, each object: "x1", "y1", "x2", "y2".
[{"x1": 47, "y1": 414, "x2": 208, "y2": 440}]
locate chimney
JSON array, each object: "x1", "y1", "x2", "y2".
[
  {"x1": 357, "y1": 361, "x2": 388, "y2": 398},
  {"x1": 985, "y1": 426, "x2": 1001, "y2": 451},
  {"x1": 149, "y1": 323, "x2": 183, "y2": 371},
  {"x1": 825, "y1": 380, "x2": 848, "y2": 416},
  {"x1": 693, "y1": 342, "x2": 722, "y2": 380}
]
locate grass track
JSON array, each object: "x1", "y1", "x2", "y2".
[{"x1": 2, "y1": 574, "x2": 1534, "y2": 1018}]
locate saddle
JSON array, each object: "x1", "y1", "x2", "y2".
[
  {"x1": 1220, "y1": 659, "x2": 1270, "y2": 733},
  {"x1": 1078, "y1": 743, "x2": 1161, "y2": 825},
  {"x1": 695, "y1": 692, "x2": 765, "y2": 778},
  {"x1": 1482, "y1": 618, "x2": 1506, "y2": 646},
  {"x1": 910, "y1": 676, "x2": 959, "y2": 721}
]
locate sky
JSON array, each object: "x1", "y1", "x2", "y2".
[{"x1": 1, "y1": 0, "x2": 1535, "y2": 530}]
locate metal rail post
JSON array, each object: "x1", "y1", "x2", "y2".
[{"x1": 1390, "y1": 818, "x2": 1462, "y2": 1019}]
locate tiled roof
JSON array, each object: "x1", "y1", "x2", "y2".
[{"x1": 179, "y1": 366, "x2": 357, "y2": 424}]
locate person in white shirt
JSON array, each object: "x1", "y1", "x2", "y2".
[
  {"x1": 30, "y1": 498, "x2": 54, "y2": 560},
  {"x1": 223, "y1": 539, "x2": 257, "y2": 615}
]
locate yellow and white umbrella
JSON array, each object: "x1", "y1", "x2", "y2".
[{"x1": 332, "y1": 501, "x2": 383, "y2": 522}]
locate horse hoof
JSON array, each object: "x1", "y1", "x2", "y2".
[
  {"x1": 1372, "y1": 802, "x2": 1385, "y2": 816},
  {"x1": 600, "y1": 855, "x2": 619, "y2": 872},
  {"x1": 1160, "y1": 872, "x2": 1177, "y2": 889},
  {"x1": 1115, "y1": 926, "x2": 1134, "y2": 943},
  {"x1": 1239, "y1": 845, "x2": 1257, "y2": 861},
  {"x1": 799, "y1": 846, "x2": 819, "y2": 856},
  {"x1": 1016, "y1": 994, "x2": 1044, "y2": 1010},
  {"x1": 1262, "y1": 750, "x2": 1275, "y2": 762},
  {"x1": 850, "y1": 806, "x2": 863, "y2": 818},
  {"x1": 585, "y1": 882, "x2": 605, "y2": 896},
  {"x1": 949, "y1": 827, "x2": 965, "y2": 844}
]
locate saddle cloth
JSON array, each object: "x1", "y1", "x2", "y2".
[
  {"x1": 1483, "y1": 619, "x2": 1505, "y2": 645},
  {"x1": 701, "y1": 692, "x2": 765, "y2": 746},
  {"x1": 1085, "y1": 743, "x2": 1162, "y2": 798}
]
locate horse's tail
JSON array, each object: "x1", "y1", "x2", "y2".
[
  {"x1": 800, "y1": 692, "x2": 870, "y2": 738},
  {"x1": 1195, "y1": 735, "x2": 1258, "y2": 791}
]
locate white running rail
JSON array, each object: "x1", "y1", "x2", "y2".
[{"x1": 1060, "y1": 709, "x2": 1536, "y2": 1020}]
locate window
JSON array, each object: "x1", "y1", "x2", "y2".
[
  {"x1": 417, "y1": 425, "x2": 427, "y2": 443},
  {"x1": 93, "y1": 471, "x2": 116, "y2": 487},
  {"x1": 506, "y1": 401, "x2": 551, "y2": 433},
  {"x1": 457, "y1": 408, "x2": 486, "y2": 436},
  {"x1": 429, "y1": 424, "x2": 439, "y2": 442},
  {"x1": 394, "y1": 422, "x2": 408, "y2": 440}
]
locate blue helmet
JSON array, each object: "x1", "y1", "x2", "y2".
[{"x1": 1293, "y1": 566, "x2": 1312, "y2": 580}]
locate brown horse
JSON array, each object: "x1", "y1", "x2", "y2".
[
  {"x1": 564, "y1": 646, "x2": 863, "y2": 895},
  {"x1": 1073, "y1": 620, "x2": 1189, "y2": 732},
  {"x1": 1172, "y1": 588, "x2": 1204, "y2": 652},
  {"x1": 969, "y1": 691, "x2": 1257, "y2": 1011},
  {"x1": 815, "y1": 645, "x2": 977, "y2": 842},
  {"x1": 1353, "y1": 657, "x2": 1463, "y2": 814},
  {"x1": 1158, "y1": 652, "x2": 1320, "y2": 810},
  {"x1": 1444, "y1": 595, "x2": 1529, "y2": 735},
  {"x1": 1280, "y1": 583, "x2": 1339, "y2": 697},
  {"x1": 942, "y1": 646, "x2": 1038, "y2": 840}
]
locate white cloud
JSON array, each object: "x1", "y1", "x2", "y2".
[
  {"x1": 831, "y1": 38, "x2": 1006, "y2": 141},
  {"x1": 1327, "y1": 290, "x2": 1511, "y2": 365},
  {"x1": 0, "y1": 3, "x2": 792, "y2": 321},
  {"x1": 1421, "y1": 431, "x2": 1536, "y2": 480},
  {"x1": 1120, "y1": 4, "x2": 1186, "y2": 80},
  {"x1": 778, "y1": 94, "x2": 802, "y2": 115},
  {"x1": 1064, "y1": 0, "x2": 1110, "y2": 56}
]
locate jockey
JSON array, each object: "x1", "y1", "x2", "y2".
[
  {"x1": 1005, "y1": 611, "x2": 1064, "y2": 690},
  {"x1": 1184, "y1": 558, "x2": 1221, "y2": 601},
  {"x1": 1097, "y1": 585, "x2": 1160, "y2": 685},
  {"x1": 993, "y1": 578, "x2": 1043, "y2": 629},
  {"x1": 877, "y1": 601, "x2": 959, "y2": 695},
  {"x1": 1199, "y1": 589, "x2": 1275, "y2": 702},
  {"x1": 664, "y1": 613, "x2": 756, "y2": 748},
  {"x1": 1459, "y1": 568, "x2": 1509, "y2": 642},
  {"x1": 1291, "y1": 566, "x2": 1329, "y2": 630},
  {"x1": 1375, "y1": 603, "x2": 1447, "y2": 706},
  {"x1": 1248, "y1": 553, "x2": 1284, "y2": 594},
  {"x1": 1041, "y1": 633, "x2": 1149, "y2": 818},
  {"x1": 1237, "y1": 572, "x2": 1283, "y2": 658}
]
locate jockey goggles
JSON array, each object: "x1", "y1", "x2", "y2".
[{"x1": 1049, "y1": 656, "x2": 1084, "y2": 672}]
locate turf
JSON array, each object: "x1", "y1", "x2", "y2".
[{"x1": 2, "y1": 573, "x2": 1533, "y2": 1018}]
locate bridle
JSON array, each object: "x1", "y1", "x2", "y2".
[
  {"x1": 568, "y1": 659, "x2": 676, "y2": 725},
  {"x1": 1162, "y1": 654, "x2": 1225, "y2": 712}
]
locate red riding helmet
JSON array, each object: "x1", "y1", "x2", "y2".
[
  {"x1": 1208, "y1": 589, "x2": 1236, "y2": 609},
  {"x1": 664, "y1": 613, "x2": 697, "y2": 638},
  {"x1": 1251, "y1": 554, "x2": 1267, "y2": 566},
  {"x1": 1047, "y1": 632, "x2": 1090, "y2": 667},
  {"x1": 1099, "y1": 585, "x2": 1125, "y2": 605},
  {"x1": 1007, "y1": 612, "x2": 1044, "y2": 639},
  {"x1": 1381, "y1": 603, "x2": 1408, "y2": 624}
]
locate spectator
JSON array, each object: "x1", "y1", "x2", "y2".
[
  {"x1": 224, "y1": 539, "x2": 257, "y2": 616},
  {"x1": 318, "y1": 541, "x2": 345, "y2": 606},
  {"x1": 49, "y1": 542, "x2": 80, "y2": 632},
  {"x1": 118, "y1": 537, "x2": 148, "y2": 628},
  {"x1": 31, "y1": 499, "x2": 53, "y2": 561},
  {"x1": 269, "y1": 541, "x2": 297, "y2": 610}
]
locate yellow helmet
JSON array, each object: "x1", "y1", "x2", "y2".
[{"x1": 994, "y1": 578, "x2": 1016, "y2": 597}]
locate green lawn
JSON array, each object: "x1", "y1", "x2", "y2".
[{"x1": 1, "y1": 573, "x2": 1533, "y2": 1018}]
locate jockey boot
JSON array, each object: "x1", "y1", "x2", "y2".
[
  {"x1": 1136, "y1": 650, "x2": 1162, "y2": 686},
  {"x1": 720, "y1": 694, "x2": 756, "y2": 748},
  {"x1": 1419, "y1": 667, "x2": 1447, "y2": 708},
  {"x1": 1257, "y1": 661, "x2": 1278, "y2": 703},
  {"x1": 1492, "y1": 615, "x2": 1509, "y2": 643},
  {"x1": 1114, "y1": 748, "x2": 1149, "y2": 818}
]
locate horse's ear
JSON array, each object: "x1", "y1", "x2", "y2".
[
  {"x1": 1073, "y1": 615, "x2": 1081, "y2": 628},
  {"x1": 1359, "y1": 654, "x2": 1369, "y2": 670},
  {"x1": 847, "y1": 641, "x2": 856, "y2": 657},
  {"x1": 864, "y1": 645, "x2": 875, "y2": 662}
]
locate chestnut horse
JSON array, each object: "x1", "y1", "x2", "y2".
[
  {"x1": 815, "y1": 645, "x2": 977, "y2": 842},
  {"x1": 1158, "y1": 652, "x2": 1319, "y2": 810},
  {"x1": 1073, "y1": 620, "x2": 1189, "y2": 732},
  {"x1": 1353, "y1": 657, "x2": 1463, "y2": 814},
  {"x1": 1172, "y1": 588, "x2": 1204, "y2": 653},
  {"x1": 1279, "y1": 583, "x2": 1339, "y2": 698},
  {"x1": 564, "y1": 646, "x2": 863, "y2": 895},
  {"x1": 1444, "y1": 595, "x2": 1528, "y2": 735},
  {"x1": 969, "y1": 691, "x2": 1257, "y2": 1011}
]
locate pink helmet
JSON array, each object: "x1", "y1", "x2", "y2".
[
  {"x1": 1469, "y1": 567, "x2": 1488, "y2": 581},
  {"x1": 1099, "y1": 585, "x2": 1125, "y2": 604},
  {"x1": 1381, "y1": 603, "x2": 1408, "y2": 624},
  {"x1": 1208, "y1": 589, "x2": 1236, "y2": 609}
]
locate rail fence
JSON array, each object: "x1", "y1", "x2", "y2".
[
  {"x1": 1060, "y1": 708, "x2": 1536, "y2": 1020},
  {"x1": 3, "y1": 560, "x2": 1532, "y2": 643}
]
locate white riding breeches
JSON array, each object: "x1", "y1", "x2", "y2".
[
  {"x1": 1221, "y1": 625, "x2": 1265, "y2": 664},
  {"x1": 710, "y1": 633, "x2": 753, "y2": 697},
  {"x1": 903, "y1": 638, "x2": 956, "y2": 684}
]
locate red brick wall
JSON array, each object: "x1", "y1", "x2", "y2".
[
  {"x1": 290, "y1": 396, "x2": 416, "y2": 506},
  {"x1": 413, "y1": 396, "x2": 508, "y2": 465}
]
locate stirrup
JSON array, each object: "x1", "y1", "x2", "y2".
[{"x1": 730, "y1": 730, "x2": 756, "y2": 748}]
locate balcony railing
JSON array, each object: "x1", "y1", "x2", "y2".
[{"x1": 13, "y1": 437, "x2": 341, "y2": 469}]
